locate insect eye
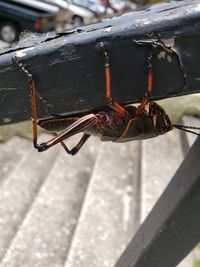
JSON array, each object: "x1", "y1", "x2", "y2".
[
  {"x1": 103, "y1": 114, "x2": 110, "y2": 123},
  {"x1": 98, "y1": 112, "x2": 110, "y2": 123}
]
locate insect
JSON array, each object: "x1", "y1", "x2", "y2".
[{"x1": 12, "y1": 44, "x2": 200, "y2": 155}]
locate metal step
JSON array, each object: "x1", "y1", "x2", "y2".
[
  {"x1": 0, "y1": 136, "x2": 30, "y2": 186},
  {"x1": 64, "y1": 141, "x2": 142, "y2": 267},
  {"x1": 0, "y1": 135, "x2": 100, "y2": 267}
]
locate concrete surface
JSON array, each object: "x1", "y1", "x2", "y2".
[
  {"x1": 0, "y1": 119, "x2": 199, "y2": 267},
  {"x1": 65, "y1": 142, "x2": 141, "y2": 267},
  {"x1": 0, "y1": 136, "x2": 99, "y2": 267}
]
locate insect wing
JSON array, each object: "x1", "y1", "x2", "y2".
[
  {"x1": 45, "y1": 114, "x2": 98, "y2": 148},
  {"x1": 38, "y1": 116, "x2": 80, "y2": 131}
]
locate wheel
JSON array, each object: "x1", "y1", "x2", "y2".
[
  {"x1": 72, "y1": 16, "x2": 83, "y2": 28},
  {"x1": 0, "y1": 21, "x2": 19, "y2": 43}
]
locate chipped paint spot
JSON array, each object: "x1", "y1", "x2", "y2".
[
  {"x1": 103, "y1": 27, "x2": 112, "y2": 33},
  {"x1": 158, "y1": 51, "x2": 172, "y2": 63},
  {"x1": 158, "y1": 51, "x2": 166, "y2": 60},
  {"x1": 16, "y1": 47, "x2": 34, "y2": 57},
  {"x1": 143, "y1": 20, "x2": 151, "y2": 25},
  {"x1": 170, "y1": 45, "x2": 186, "y2": 88},
  {"x1": 161, "y1": 38, "x2": 175, "y2": 48},
  {"x1": 132, "y1": 38, "x2": 186, "y2": 89},
  {"x1": 147, "y1": 32, "x2": 155, "y2": 38},
  {"x1": 167, "y1": 55, "x2": 172, "y2": 63},
  {"x1": 135, "y1": 18, "x2": 151, "y2": 26}
]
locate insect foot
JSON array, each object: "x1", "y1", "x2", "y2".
[
  {"x1": 36, "y1": 143, "x2": 48, "y2": 152},
  {"x1": 69, "y1": 148, "x2": 78, "y2": 156}
]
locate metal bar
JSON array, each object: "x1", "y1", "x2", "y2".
[
  {"x1": 115, "y1": 136, "x2": 200, "y2": 267},
  {"x1": 1, "y1": 0, "x2": 200, "y2": 125}
]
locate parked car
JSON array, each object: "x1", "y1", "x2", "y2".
[
  {"x1": 0, "y1": 0, "x2": 69, "y2": 43},
  {"x1": 68, "y1": 0, "x2": 113, "y2": 20},
  {"x1": 119, "y1": 0, "x2": 137, "y2": 11},
  {"x1": 42, "y1": 0, "x2": 101, "y2": 28},
  {"x1": 33, "y1": 0, "x2": 73, "y2": 31},
  {"x1": 65, "y1": 0, "x2": 101, "y2": 27},
  {"x1": 97, "y1": 0, "x2": 136, "y2": 13}
]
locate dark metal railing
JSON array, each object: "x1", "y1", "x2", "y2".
[{"x1": 0, "y1": 0, "x2": 200, "y2": 125}]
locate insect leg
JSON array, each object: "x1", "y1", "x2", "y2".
[
  {"x1": 102, "y1": 49, "x2": 127, "y2": 117},
  {"x1": 147, "y1": 51, "x2": 153, "y2": 96},
  {"x1": 136, "y1": 50, "x2": 153, "y2": 114},
  {"x1": 36, "y1": 114, "x2": 98, "y2": 152},
  {"x1": 67, "y1": 133, "x2": 91, "y2": 155},
  {"x1": 115, "y1": 118, "x2": 136, "y2": 142},
  {"x1": 53, "y1": 133, "x2": 91, "y2": 155},
  {"x1": 12, "y1": 56, "x2": 38, "y2": 148},
  {"x1": 12, "y1": 56, "x2": 95, "y2": 154}
]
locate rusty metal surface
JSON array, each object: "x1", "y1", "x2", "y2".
[{"x1": 0, "y1": 0, "x2": 200, "y2": 125}]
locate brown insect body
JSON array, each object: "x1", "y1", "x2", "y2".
[
  {"x1": 38, "y1": 102, "x2": 172, "y2": 144},
  {"x1": 92, "y1": 103, "x2": 173, "y2": 143}
]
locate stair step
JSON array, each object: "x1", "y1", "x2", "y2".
[
  {"x1": 65, "y1": 141, "x2": 141, "y2": 267},
  {"x1": 0, "y1": 136, "x2": 100, "y2": 267},
  {"x1": 0, "y1": 134, "x2": 59, "y2": 262},
  {"x1": 141, "y1": 121, "x2": 199, "y2": 267},
  {"x1": 180, "y1": 115, "x2": 200, "y2": 154},
  {"x1": 0, "y1": 137, "x2": 30, "y2": 186},
  {"x1": 140, "y1": 129, "x2": 184, "y2": 223}
]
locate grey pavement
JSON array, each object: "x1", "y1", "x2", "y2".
[{"x1": 65, "y1": 141, "x2": 141, "y2": 267}]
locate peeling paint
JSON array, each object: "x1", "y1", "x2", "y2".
[
  {"x1": 103, "y1": 27, "x2": 112, "y2": 33},
  {"x1": 158, "y1": 51, "x2": 166, "y2": 60},
  {"x1": 161, "y1": 38, "x2": 175, "y2": 48},
  {"x1": 134, "y1": 18, "x2": 152, "y2": 27},
  {"x1": 158, "y1": 50, "x2": 172, "y2": 63},
  {"x1": 167, "y1": 55, "x2": 172, "y2": 63},
  {"x1": 16, "y1": 47, "x2": 34, "y2": 58},
  {"x1": 170, "y1": 45, "x2": 186, "y2": 89},
  {"x1": 133, "y1": 38, "x2": 186, "y2": 89}
]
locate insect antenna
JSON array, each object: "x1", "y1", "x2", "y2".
[{"x1": 173, "y1": 124, "x2": 200, "y2": 136}]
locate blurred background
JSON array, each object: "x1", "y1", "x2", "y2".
[{"x1": 0, "y1": 0, "x2": 172, "y2": 45}]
